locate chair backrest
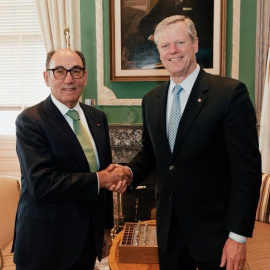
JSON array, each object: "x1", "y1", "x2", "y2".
[
  {"x1": 0, "y1": 175, "x2": 20, "y2": 252},
  {"x1": 256, "y1": 173, "x2": 270, "y2": 224}
]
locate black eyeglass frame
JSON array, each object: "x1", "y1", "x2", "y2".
[{"x1": 46, "y1": 67, "x2": 86, "y2": 80}]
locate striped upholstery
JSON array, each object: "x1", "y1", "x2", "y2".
[
  {"x1": 256, "y1": 173, "x2": 270, "y2": 223},
  {"x1": 245, "y1": 221, "x2": 270, "y2": 270}
]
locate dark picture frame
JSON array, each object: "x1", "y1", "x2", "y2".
[{"x1": 109, "y1": 0, "x2": 227, "y2": 82}]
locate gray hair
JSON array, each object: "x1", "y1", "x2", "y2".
[{"x1": 154, "y1": 15, "x2": 197, "y2": 45}]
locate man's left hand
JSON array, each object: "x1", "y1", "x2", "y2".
[
  {"x1": 220, "y1": 238, "x2": 246, "y2": 270},
  {"x1": 102, "y1": 229, "x2": 112, "y2": 259}
]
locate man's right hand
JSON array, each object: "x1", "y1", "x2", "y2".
[{"x1": 97, "y1": 164, "x2": 133, "y2": 193}]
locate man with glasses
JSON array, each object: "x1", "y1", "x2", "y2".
[{"x1": 12, "y1": 48, "x2": 131, "y2": 270}]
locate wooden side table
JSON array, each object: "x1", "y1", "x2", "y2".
[{"x1": 108, "y1": 228, "x2": 160, "y2": 270}]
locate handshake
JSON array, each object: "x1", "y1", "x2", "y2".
[{"x1": 97, "y1": 164, "x2": 133, "y2": 193}]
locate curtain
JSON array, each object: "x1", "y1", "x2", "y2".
[
  {"x1": 0, "y1": 0, "x2": 48, "y2": 110},
  {"x1": 255, "y1": 0, "x2": 270, "y2": 124},
  {"x1": 256, "y1": 0, "x2": 270, "y2": 173},
  {"x1": 34, "y1": 0, "x2": 81, "y2": 52},
  {"x1": 259, "y1": 46, "x2": 270, "y2": 173}
]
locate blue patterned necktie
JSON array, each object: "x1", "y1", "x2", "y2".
[
  {"x1": 66, "y1": 110, "x2": 98, "y2": 172},
  {"x1": 168, "y1": 85, "x2": 183, "y2": 152}
]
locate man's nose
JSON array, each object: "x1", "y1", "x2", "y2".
[
  {"x1": 169, "y1": 43, "x2": 178, "y2": 53},
  {"x1": 64, "y1": 71, "x2": 74, "y2": 82}
]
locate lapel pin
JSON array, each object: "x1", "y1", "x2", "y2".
[
  {"x1": 97, "y1": 123, "x2": 100, "y2": 127},
  {"x1": 198, "y1": 98, "x2": 202, "y2": 103}
]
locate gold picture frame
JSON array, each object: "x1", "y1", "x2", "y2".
[{"x1": 110, "y1": 0, "x2": 227, "y2": 82}]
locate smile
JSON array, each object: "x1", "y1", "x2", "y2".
[
  {"x1": 169, "y1": 57, "x2": 182, "y2": 61},
  {"x1": 63, "y1": 87, "x2": 76, "y2": 91}
]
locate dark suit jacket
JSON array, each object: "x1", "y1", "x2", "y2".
[
  {"x1": 12, "y1": 96, "x2": 113, "y2": 269},
  {"x1": 128, "y1": 69, "x2": 261, "y2": 263}
]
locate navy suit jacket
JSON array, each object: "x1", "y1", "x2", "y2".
[
  {"x1": 128, "y1": 69, "x2": 261, "y2": 263},
  {"x1": 12, "y1": 96, "x2": 113, "y2": 269}
]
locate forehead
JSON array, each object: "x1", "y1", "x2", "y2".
[
  {"x1": 49, "y1": 50, "x2": 83, "y2": 68},
  {"x1": 158, "y1": 22, "x2": 190, "y2": 42}
]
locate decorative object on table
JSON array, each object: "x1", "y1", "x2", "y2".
[{"x1": 118, "y1": 221, "x2": 158, "y2": 263}]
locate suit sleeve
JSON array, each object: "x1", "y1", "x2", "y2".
[
  {"x1": 128, "y1": 96, "x2": 157, "y2": 191},
  {"x1": 102, "y1": 112, "x2": 114, "y2": 229},
  {"x1": 223, "y1": 83, "x2": 261, "y2": 237}
]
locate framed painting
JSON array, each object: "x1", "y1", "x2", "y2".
[{"x1": 109, "y1": 0, "x2": 226, "y2": 82}]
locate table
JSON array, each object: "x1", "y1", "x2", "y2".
[{"x1": 108, "y1": 226, "x2": 160, "y2": 270}]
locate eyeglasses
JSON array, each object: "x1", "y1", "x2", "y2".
[{"x1": 47, "y1": 67, "x2": 85, "y2": 80}]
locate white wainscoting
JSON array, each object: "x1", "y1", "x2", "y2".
[{"x1": 0, "y1": 135, "x2": 20, "y2": 177}]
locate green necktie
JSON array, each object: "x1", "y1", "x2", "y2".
[{"x1": 66, "y1": 110, "x2": 98, "y2": 172}]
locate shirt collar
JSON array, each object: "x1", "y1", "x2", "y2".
[
  {"x1": 51, "y1": 94, "x2": 81, "y2": 116},
  {"x1": 169, "y1": 64, "x2": 200, "y2": 95}
]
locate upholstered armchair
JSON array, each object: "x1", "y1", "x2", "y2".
[{"x1": 0, "y1": 175, "x2": 20, "y2": 270}]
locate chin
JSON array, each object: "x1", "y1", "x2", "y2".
[{"x1": 170, "y1": 69, "x2": 184, "y2": 76}]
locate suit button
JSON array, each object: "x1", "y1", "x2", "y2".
[{"x1": 169, "y1": 166, "x2": 175, "y2": 171}]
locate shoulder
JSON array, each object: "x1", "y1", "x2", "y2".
[
  {"x1": 18, "y1": 95, "x2": 64, "y2": 122},
  {"x1": 203, "y1": 70, "x2": 246, "y2": 90},
  {"x1": 15, "y1": 99, "x2": 49, "y2": 135},
  {"x1": 197, "y1": 70, "x2": 249, "y2": 102},
  {"x1": 144, "y1": 81, "x2": 169, "y2": 100},
  {"x1": 18, "y1": 98, "x2": 47, "y2": 121}
]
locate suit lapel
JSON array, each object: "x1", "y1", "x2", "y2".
[
  {"x1": 155, "y1": 81, "x2": 172, "y2": 156},
  {"x1": 43, "y1": 96, "x2": 90, "y2": 171},
  {"x1": 172, "y1": 69, "x2": 208, "y2": 157}
]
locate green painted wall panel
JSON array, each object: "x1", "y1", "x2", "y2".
[
  {"x1": 81, "y1": 0, "x2": 257, "y2": 123},
  {"x1": 239, "y1": 0, "x2": 257, "y2": 102}
]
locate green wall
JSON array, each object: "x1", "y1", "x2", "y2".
[{"x1": 81, "y1": 0, "x2": 257, "y2": 124}]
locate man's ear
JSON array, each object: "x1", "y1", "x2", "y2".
[
  {"x1": 43, "y1": 71, "x2": 50, "y2": 87},
  {"x1": 194, "y1": 37, "x2": 199, "y2": 54},
  {"x1": 83, "y1": 69, "x2": 88, "y2": 86}
]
